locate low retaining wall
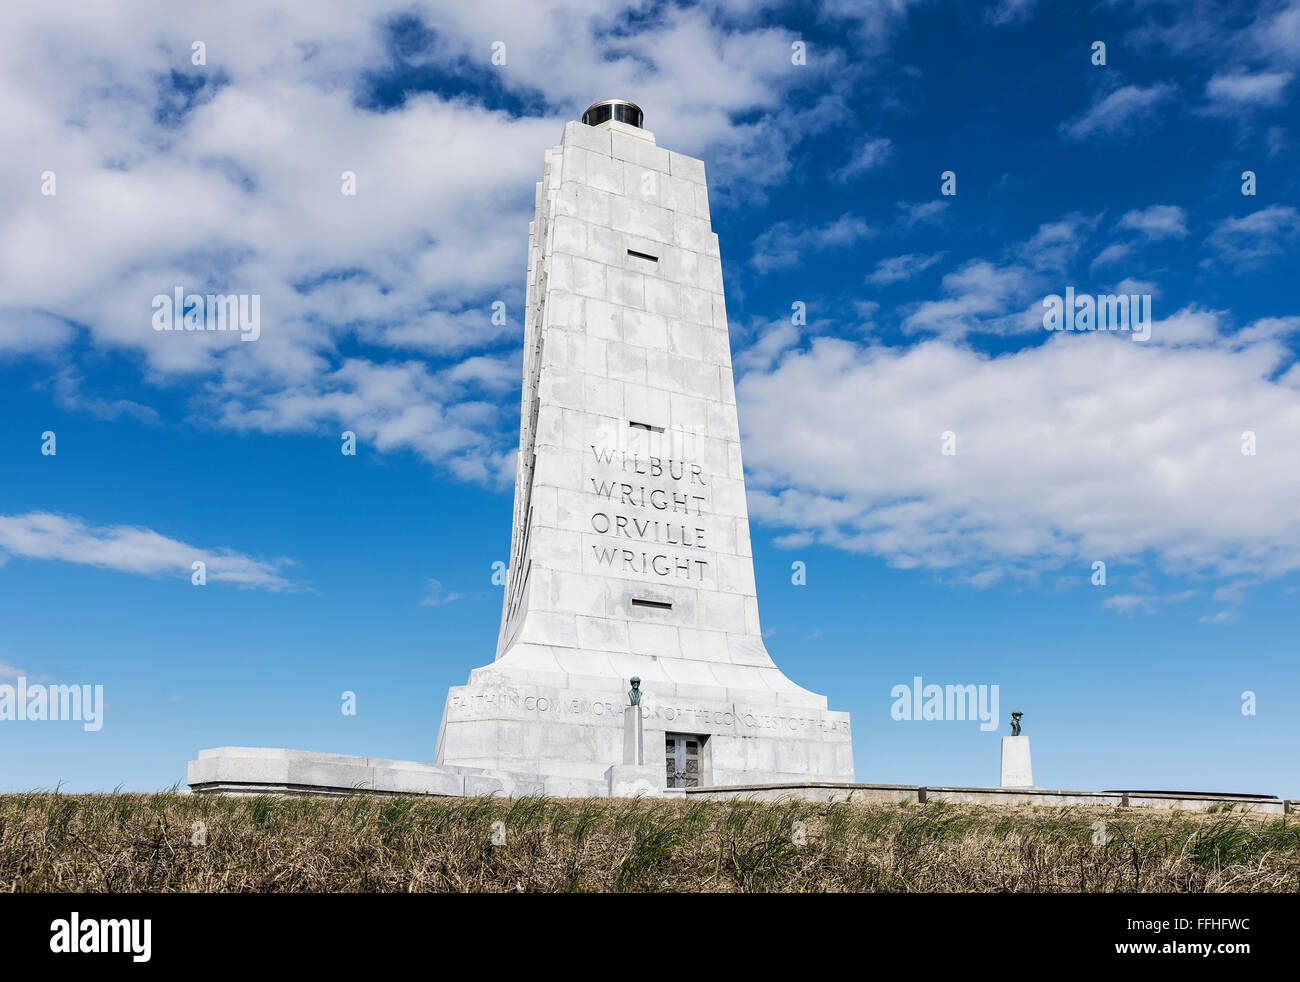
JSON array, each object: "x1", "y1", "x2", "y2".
[
  {"x1": 187, "y1": 747, "x2": 605, "y2": 798},
  {"x1": 686, "y1": 782, "x2": 1296, "y2": 814},
  {"x1": 683, "y1": 782, "x2": 917, "y2": 805}
]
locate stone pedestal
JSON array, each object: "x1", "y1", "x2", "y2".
[
  {"x1": 623, "y1": 705, "x2": 645, "y2": 765},
  {"x1": 1000, "y1": 736, "x2": 1033, "y2": 788},
  {"x1": 604, "y1": 764, "x2": 663, "y2": 797},
  {"x1": 605, "y1": 704, "x2": 661, "y2": 793}
]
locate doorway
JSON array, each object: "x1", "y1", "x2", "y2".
[{"x1": 665, "y1": 733, "x2": 705, "y2": 788}]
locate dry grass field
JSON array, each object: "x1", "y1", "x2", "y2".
[{"x1": 3, "y1": 790, "x2": 1298, "y2": 892}]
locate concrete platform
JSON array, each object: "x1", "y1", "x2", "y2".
[
  {"x1": 187, "y1": 747, "x2": 602, "y2": 798},
  {"x1": 187, "y1": 748, "x2": 1295, "y2": 813}
]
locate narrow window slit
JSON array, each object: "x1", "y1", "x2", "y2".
[
  {"x1": 631, "y1": 598, "x2": 673, "y2": 611},
  {"x1": 627, "y1": 249, "x2": 659, "y2": 263},
  {"x1": 628, "y1": 421, "x2": 664, "y2": 433}
]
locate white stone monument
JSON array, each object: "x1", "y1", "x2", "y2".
[
  {"x1": 1000, "y1": 736, "x2": 1033, "y2": 788},
  {"x1": 188, "y1": 100, "x2": 854, "y2": 798},
  {"x1": 432, "y1": 100, "x2": 853, "y2": 793}
]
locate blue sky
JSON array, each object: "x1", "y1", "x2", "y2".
[{"x1": 2, "y1": 0, "x2": 1299, "y2": 796}]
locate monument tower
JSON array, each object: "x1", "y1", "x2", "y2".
[
  {"x1": 189, "y1": 101, "x2": 853, "y2": 797},
  {"x1": 433, "y1": 100, "x2": 854, "y2": 793}
]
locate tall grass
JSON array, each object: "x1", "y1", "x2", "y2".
[{"x1": 1, "y1": 791, "x2": 1297, "y2": 892}]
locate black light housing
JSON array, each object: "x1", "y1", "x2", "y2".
[{"x1": 581, "y1": 99, "x2": 644, "y2": 128}]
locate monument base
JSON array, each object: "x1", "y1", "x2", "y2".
[
  {"x1": 1000, "y1": 735, "x2": 1034, "y2": 788},
  {"x1": 432, "y1": 660, "x2": 855, "y2": 790},
  {"x1": 186, "y1": 747, "x2": 609, "y2": 798},
  {"x1": 191, "y1": 658, "x2": 854, "y2": 800}
]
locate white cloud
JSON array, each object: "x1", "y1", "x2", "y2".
[
  {"x1": 750, "y1": 215, "x2": 872, "y2": 272},
  {"x1": 1090, "y1": 243, "x2": 1133, "y2": 268},
  {"x1": 49, "y1": 369, "x2": 160, "y2": 424},
  {"x1": 896, "y1": 200, "x2": 949, "y2": 227},
  {"x1": 1061, "y1": 83, "x2": 1177, "y2": 140},
  {"x1": 0, "y1": 309, "x2": 73, "y2": 353},
  {"x1": 1103, "y1": 594, "x2": 1158, "y2": 615},
  {"x1": 771, "y1": 531, "x2": 814, "y2": 549},
  {"x1": 987, "y1": 0, "x2": 1036, "y2": 26},
  {"x1": 868, "y1": 252, "x2": 943, "y2": 285},
  {"x1": 903, "y1": 260, "x2": 1035, "y2": 337},
  {"x1": 1205, "y1": 70, "x2": 1293, "y2": 105},
  {"x1": 1144, "y1": 306, "x2": 1223, "y2": 347},
  {"x1": 1119, "y1": 204, "x2": 1188, "y2": 240},
  {"x1": 420, "y1": 578, "x2": 464, "y2": 607},
  {"x1": 1017, "y1": 214, "x2": 1097, "y2": 271},
  {"x1": 835, "y1": 137, "x2": 894, "y2": 180},
  {"x1": 889, "y1": 214, "x2": 1166, "y2": 340},
  {"x1": 734, "y1": 319, "x2": 802, "y2": 373},
  {"x1": 1129, "y1": 2, "x2": 1300, "y2": 95},
  {"x1": 1113, "y1": 277, "x2": 1161, "y2": 299},
  {"x1": 1234, "y1": 315, "x2": 1300, "y2": 345},
  {"x1": 737, "y1": 322, "x2": 1300, "y2": 592},
  {"x1": 1104, "y1": 591, "x2": 1196, "y2": 616},
  {"x1": 0, "y1": 512, "x2": 296, "y2": 589},
  {"x1": 1256, "y1": 1, "x2": 1300, "y2": 62},
  {"x1": 0, "y1": 0, "x2": 858, "y2": 483},
  {"x1": 816, "y1": 0, "x2": 930, "y2": 51},
  {"x1": 1206, "y1": 205, "x2": 1300, "y2": 266}
]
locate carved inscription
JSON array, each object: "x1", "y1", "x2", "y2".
[
  {"x1": 588, "y1": 445, "x2": 711, "y2": 581},
  {"x1": 448, "y1": 690, "x2": 851, "y2": 737}
]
